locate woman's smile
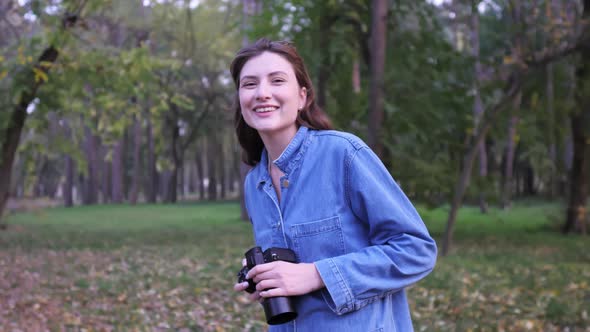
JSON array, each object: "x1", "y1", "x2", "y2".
[{"x1": 253, "y1": 105, "x2": 279, "y2": 114}]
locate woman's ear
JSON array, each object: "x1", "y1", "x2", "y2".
[{"x1": 299, "y1": 87, "x2": 307, "y2": 110}]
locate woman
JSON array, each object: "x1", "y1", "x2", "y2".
[{"x1": 232, "y1": 38, "x2": 437, "y2": 331}]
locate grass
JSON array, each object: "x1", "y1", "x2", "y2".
[{"x1": 0, "y1": 201, "x2": 588, "y2": 331}]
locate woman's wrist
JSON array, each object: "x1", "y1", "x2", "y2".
[{"x1": 309, "y1": 262, "x2": 325, "y2": 292}]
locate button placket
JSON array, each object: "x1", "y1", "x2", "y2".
[{"x1": 262, "y1": 176, "x2": 288, "y2": 247}]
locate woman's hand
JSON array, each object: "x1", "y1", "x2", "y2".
[
  {"x1": 234, "y1": 258, "x2": 262, "y2": 302},
  {"x1": 246, "y1": 261, "x2": 325, "y2": 298}
]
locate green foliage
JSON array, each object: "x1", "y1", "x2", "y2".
[
  {"x1": 246, "y1": 0, "x2": 477, "y2": 205},
  {"x1": 3, "y1": 0, "x2": 588, "y2": 215},
  {"x1": 379, "y1": 1, "x2": 473, "y2": 202}
]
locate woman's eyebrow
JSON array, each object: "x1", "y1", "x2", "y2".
[
  {"x1": 240, "y1": 75, "x2": 259, "y2": 81},
  {"x1": 240, "y1": 71, "x2": 289, "y2": 82},
  {"x1": 268, "y1": 71, "x2": 288, "y2": 76}
]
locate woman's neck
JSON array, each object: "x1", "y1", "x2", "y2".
[{"x1": 259, "y1": 126, "x2": 298, "y2": 162}]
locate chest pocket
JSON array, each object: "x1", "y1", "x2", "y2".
[{"x1": 290, "y1": 216, "x2": 345, "y2": 263}]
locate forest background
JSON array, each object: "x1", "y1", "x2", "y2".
[{"x1": 1, "y1": 0, "x2": 589, "y2": 330}]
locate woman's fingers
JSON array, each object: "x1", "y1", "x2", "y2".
[
  {"x1": 255, "y1": 279, "x2": 281, "y2": 292},
  {"x1": 234, "y1": 282, "x2": 249, "y2": 292},
  {"x1": 244, "y1": 261, "x2": 324, "y2": 298},
  {"x1": 252, "y1": 269, "x2": 278, "y2": 284},
  {"x1": 259, "y1": 287, "x2": 287, "y2": 298}
]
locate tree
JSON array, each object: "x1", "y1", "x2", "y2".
[
  {"x1": 0, "y1": 1, "x2": 89, "y2": 227},
  {"x1": 564, "y1": 0, "x2": 590, "y2": 234},
  {"x1": 441, "y1": 0, "x2": 590, "y2": 255},
  {"x1": 470, "y1": 0, "x2": 489, "y2": 213}
]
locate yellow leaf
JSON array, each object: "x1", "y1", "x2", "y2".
[
  {"x1": 0, "y1": 55, "x2": 4, "y2": 62},
  {"x1": 503, "y1": 55, "x2": 515, "y2": 65},
  {"x1": 0, "y1": 71, "x2": 7, "y2": 80},
  {"x1": 33, "y1": 67, "x2": 48, "y2": 83}
]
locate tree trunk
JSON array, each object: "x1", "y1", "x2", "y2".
[
  {"x1": 178, "y1": 163, "x2": 185, "y2": 200},
  {"x1": 501, "y1": 91, "x2": 522, "y2": 209},
  {"x1": 524, "y1": 163, "x2": 535, "y2": 196},
  {"x1": 64, "y1": 155, "x2": 74, "y2": 207},
  {"x1": 83, "y1": 125, "x2": 99, "y2": 205},
  {"x1": 546, "y1": 63, "x2": 558, "y2": 198},
  {"x1": 187, "y1": 161, "x2": 196, "y2": 195},
  {"x1": 471, "y1": 0, "x2": 488, "y2": 213},
  {"x1": 564, "y1": 110, "x2": 589, "y2": 234},
  {"x1": 560, "y1": 65, "x2": 576, "y2": 197},
  {"x1": 207, "y1": 135, "x2": 218, "y2": 201},
  {"x1": 160, "y1": 170, "x2": 172, "y2": 203},
  {"x1": 229, "y1": 150, "x2": 237, "y2": 194},
  {"x1": 129, "y1": 116, "x2": 142, "y2": 204},
  {"x1": 563, "y1": 0, "x2": 590, "y2": 235},
  {"x1": 34, "y1": 156, "x2": 48, "y2": 197},
  {"x1": 196, "y1": 145, "x2": 206, "y2": 200},
  {"x1": 111, "y1": 139, "x2": 124, "y2": 203},
  {"x1": 442, "y1": 76, "x2": 521, "y2": 256},
  {"x1": 352, "y1": 59, "x2": 361, "y2": 94},
  {"x1": 102, "y1": 152, "x2": 111, "y2": 203},
  {"x1": 0, "y1": 45, "x2": 62, "y2": 228},
  {"x1": 367, "y1": 0, "x2": 388, "y2": 158},
  {"x1": 220, "y1": 137, "x2": 227, "y2": 200},
  {"x1": 167, "y1": 122, "x2": 180, "y2": 203},
  {"x1": 145, "y1": 114, "x2": 157, "y2": 203}
]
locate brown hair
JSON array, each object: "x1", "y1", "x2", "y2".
[{"x1": 230, "y1": 38, "x2": 333, "y2": 166}]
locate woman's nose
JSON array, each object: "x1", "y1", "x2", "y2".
[{"x1": 255, "y1": 82, "x2": 271, "y2": 100}]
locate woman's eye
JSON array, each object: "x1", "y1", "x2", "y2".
[
  {"x1": 272, "y1": 78, "x2": 285, "y2": 84},
  {"x1": 241, "y1": 82, "x2": 256, "y2": 88}
]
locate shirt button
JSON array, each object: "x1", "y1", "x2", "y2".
[{"x1": 282, "y1": 179, "x2": 289, "y2": 188}]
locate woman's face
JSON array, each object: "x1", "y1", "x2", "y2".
[{"x1": 238, "y1": 51, "x2": 307, "y2": 139}]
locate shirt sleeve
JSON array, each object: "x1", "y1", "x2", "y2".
[{"x1": 314, "y1": 146, "x2": 438, "y2": 315}]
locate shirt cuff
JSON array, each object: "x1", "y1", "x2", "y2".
[{"x1": 314, "y1": 258, "x2": 354, "y2": 315}]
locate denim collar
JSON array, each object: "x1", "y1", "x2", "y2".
[{"x1": 257, "y1": 126, "x2": 310, "y2": 186}]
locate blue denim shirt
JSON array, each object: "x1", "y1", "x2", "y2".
[{"x1": 244, "y1": 126, "x2": 437, "y2": 332}]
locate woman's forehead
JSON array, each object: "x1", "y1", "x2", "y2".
[{"x1": 240, "y1": 52, "x2": 296, "y2": 78}]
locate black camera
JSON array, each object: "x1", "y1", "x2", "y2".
[{"x1": 237, "y1": 246, "x2": 298, "y2": 325}]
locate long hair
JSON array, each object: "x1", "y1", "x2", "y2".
[{"x1": 230, "y1": 38, "x2": 333, "y2": 166}]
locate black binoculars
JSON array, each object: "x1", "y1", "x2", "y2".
[{"x1": 237, "y1": 246, "x2": 298, "y2": 325}]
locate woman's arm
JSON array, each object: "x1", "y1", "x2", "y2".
[{"x1": 314, "y1": 146, "x2": 438, "y2": 315}]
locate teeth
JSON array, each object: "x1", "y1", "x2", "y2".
[{"x1": 255, "y1": 107, "x2": 276, "y2": 113}]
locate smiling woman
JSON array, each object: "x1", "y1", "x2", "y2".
[
  {"x1": 237, "y1": 52, "x2": 306, "y2": 148},
  {"x1": 228, "y1": 38, "x2": 438, "y2": 332},
  {"x1": 230, "y1": 39, "x2": 332, "y2": 167}
]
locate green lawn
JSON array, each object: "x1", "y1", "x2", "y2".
[{"x1": 1, "y1": 201, "x2": 588, "y2": 331}]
